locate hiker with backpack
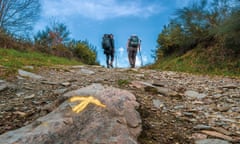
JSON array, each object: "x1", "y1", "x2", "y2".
[
  {"x1": 102, "y1": 34, "x2": 115, "y2": 68},
  {"x1": 127, "y1": 34, "x2": 141, "y2": 68}
]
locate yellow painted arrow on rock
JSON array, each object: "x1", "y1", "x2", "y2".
[{"x1": 69, "y1": 96, "x2": 106, "y2": 113}]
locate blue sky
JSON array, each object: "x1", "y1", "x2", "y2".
[{"x1": 35, "y1": 0, "x2": 191, "y2": 67}]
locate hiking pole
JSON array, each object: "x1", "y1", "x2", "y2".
[
  {"x1": 139, "y1": 40, "x2": 143, "y2": 67},
  {"x1": 115, "y1": 51, "x2": 117, "y2": 68}
]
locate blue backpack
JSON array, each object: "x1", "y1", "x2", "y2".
[
  {"x1": 129, "y1": 36, "x2": 139, "y2": 47},
  {"x1": 102, "y1": 34, "x2": 112, "y2": 49}
]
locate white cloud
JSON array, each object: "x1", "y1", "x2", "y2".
[
  {"x1": 118, "y1": 47, "x2": 125, "y2": 56},
  {"x1": 41, "y1": 0, "x2": 163, "y2": 20}
]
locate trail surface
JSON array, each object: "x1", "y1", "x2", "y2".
[{"x1": 0, "y1": 65, "x2": 239, "y2": 144}]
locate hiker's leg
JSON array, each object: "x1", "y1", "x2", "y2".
[
  {"x1": 106, "y1": 54, "x2": 110, "y2": 68},
  {"x1": 110, "y1": 52, "x2": 114, "y2": 68},
  {"x1": 128, "y1": 48, "x2": 134, "y2": 67},
  {"x1": 132, "y1": 49, "x2": 137, "y2": 68}
]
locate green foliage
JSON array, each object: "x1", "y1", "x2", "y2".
[
  {"x1": 69, "y1": 40, "x2": 98, "y2": 65},
  {"x1": 0, "y1": 48, "x2": 82, "y2": 78},
  {"x1": 151, "y1": 48, "x2": 240, "y2": 77},
  {"x1": 0, "y1": 30, "x2": 34, "y2": 51},
  {"x1": 214, "y1": 9, "x2": 240, "y2": 54},
  {"x1": 156, "y1": 0, "x2": 237, "y2": 57},
  {"x1": 117, "y1": 79, "x2": 130, "y2": 87},
  {"x1": 154, "y1": 0, "x2": 240, "y2": 77},
  {"x1": 34, "y1": 21, "x2": 98, "y2": 65},
  {"x1": 34, "y1": 21, "x2": 70, "y2": 51}
]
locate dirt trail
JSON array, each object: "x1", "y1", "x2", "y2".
[{"x1": 0, "y1": 65, "x2": 239, "y2": 144}]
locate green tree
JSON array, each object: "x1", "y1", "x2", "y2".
[
  {"x1": 156, "y1": 0, "x2": 237, "y2": 58},
  {"x1": 34, "y1": 21, "x2": 70, "y2": 48}
]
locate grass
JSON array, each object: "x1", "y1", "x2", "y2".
[
  {"x1": 0, "y1": 48, "x2": 83, "y2": 78},
  {"x1": 117, "y1": 79, "x2": 130, "y2": 87},
  {"x1": 150, "y1": 48, "x2": 240, "y2": 78}
]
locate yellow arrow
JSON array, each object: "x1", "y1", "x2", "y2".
[{"x1": 69, "y1": 96, "x2": 106, "y2": 113}]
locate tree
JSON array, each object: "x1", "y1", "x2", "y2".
[
  {"x1": 0, "y1": 0, "x2": 40, "y2": 35},
  {"x1": 34, "y1": 21, "x2": 70, "y2": 48}
]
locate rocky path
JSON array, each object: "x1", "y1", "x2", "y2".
[{"x1": 0, "y1": 65, "x2": 240, "y2": 144}]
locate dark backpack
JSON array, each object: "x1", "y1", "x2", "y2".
[
  {"x1": 129, "y1": 35, "x2": 139, "y2": 47},
  {"x1": 102, "y1": 34, "x2": 112, "y2": 49}
]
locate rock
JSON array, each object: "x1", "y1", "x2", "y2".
[
  {"x1": 200, "y1": 130, "x2": 234, "y2": 142},
  {"x1": 184, "y1": 90, "x2": 207, "y2": 99},
  {"x1": 79, "y1": 68, "x2": 95, "y2": 75},
  {"x1": 152, "y1": 99, "x2": 164, "y2": 109},
  {"x1": 71, "y1": 65, "x2": 85, "y2": 69},
  {"x1": 152, "y1": 80, "x2": 167, "y2": 87},
  {"x1": 53, "y1": 88, "x2": 68, "y2": 94},
  {"x1": 41, "y1": 81, "x2": 59, "y2": 85},
  {"x1": 193, "y1": 124, "x2": 212, "y2": 130},
  {"x1": 221, "y1": 84, "x2": 238, "y2": 89},
  {"x1": 211, "y1": 127, "x2": 232, "y2": 136},
  {"x1": 191, "y1": 133, "x2": 207, "y2": 140},
  {"x1": 24, "y1": 94, "x2": 35, "y2": 99},
  {"x1": 0, "y1": 80, "x2": 7, "y2": 91},
  {"x1": 61, "y1": 82, "x2": 71, "y2": 87},
  {"x1": 13, "y1": 111, "x2": 27, "y2": 117},
  {"x1": 156, "y1": 87, "x2": 178, "y2": 97},
  {"x1": 0, "y1": 84, "x2": 141, "y2": 144},
  {"x1": 18, "y1": 69, "x2": 43, "y2": 79},
  {"x1": 195, "y1": 139, "x2": 230, "y2": 144}
]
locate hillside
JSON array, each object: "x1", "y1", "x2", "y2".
[{"x1": 150, "y1": 47, "x2": 240, "y2": 77}]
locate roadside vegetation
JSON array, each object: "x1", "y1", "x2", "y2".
[
  {"x1": 0, "y1": 48, "x2": 82, "y2": 78},
  {"x1": 0, "y1": 0, "x2": 99, "y2": 78},
  {"x1": 152, "y1": 0, "x2": 240, "y2": 77}
]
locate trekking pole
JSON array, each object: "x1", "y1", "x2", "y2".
[
  {"x1": 115, "y1": 52, "x2": 117, "y2": 68},
  {"x1": 139, "y1": 40, "x2": 143, "y2": 67}
]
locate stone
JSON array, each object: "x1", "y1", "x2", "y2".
[
  {"x1": 79, "y1": 68, "x2": 95, "y2": 75},
  {"x1": 193, "y1": 124, "x2": 212, "y2": 130},
  {"x1": 152, "y1": 99, "x2": 164, "y2": 109},
  {"x1": 184, "y1": 90, "x2": 207, "y2": 99},
  {"x1": 24, "y1": 94, "x2": 35, "y2": 99},
  {"x1": 61, "y1": 82, "x2": 71, "y2": 87},
  {"x1": 18, "y1": 69, "x2": 43, "y2": 79},
  {"x1": 0, "y1": 80, "x2": 7, "y2": 92},
  {"x1": 53, "y1": 88, "x2": 68, "y2": 94},
  {"x1": 0, "y1": 84, "x2": 141, "y2": 144},
  {"x1": 222, "y1": 84, "x2": 238, "y2": 89},
  {"x1": 152, "y1": 80, "x2": 167, "y2": 87},
  {"x1": 200, "y1": 130, "x2": 234, "y2": 142},
  {"x1": 195, "y1": 139, "x2": 230, "y2": 144}
]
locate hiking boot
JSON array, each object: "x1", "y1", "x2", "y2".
[
  {"x1": 110, "y1": 64, "x2": 113, "y2": 68},
  {"x1": 109, "y1": 61, "x2": 113, "y2": 68},
  {"x1": 131, "y1": 64, "x2": 135, "y2": 68}
]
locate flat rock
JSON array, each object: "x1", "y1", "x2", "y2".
[
  {"x1": 184, "y1": 90, "x2": 207, "y2": 99},
  {"x1": 195, "y1": 139, "x2": 230, "y2": 144},
  {"x1": 0, "y1": 80, "x2": 8, "y2": 91},
  {"x1": 18, "y1": 69, "x2": 43, "y2": 79}
]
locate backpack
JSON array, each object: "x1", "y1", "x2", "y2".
[
  {"x1": 129, "y1": 35, "x2": 139, "y2": 47},
  {"x1": 102, "y1": 34, "x2": 112, "y2": 49}
]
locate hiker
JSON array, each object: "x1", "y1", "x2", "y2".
[
  {"x1": 102, "y1": 34, "x2": 115, "y2": 68},
  {"x1": 127, "y1": 34, "x2": 141, "y2": 68}
]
